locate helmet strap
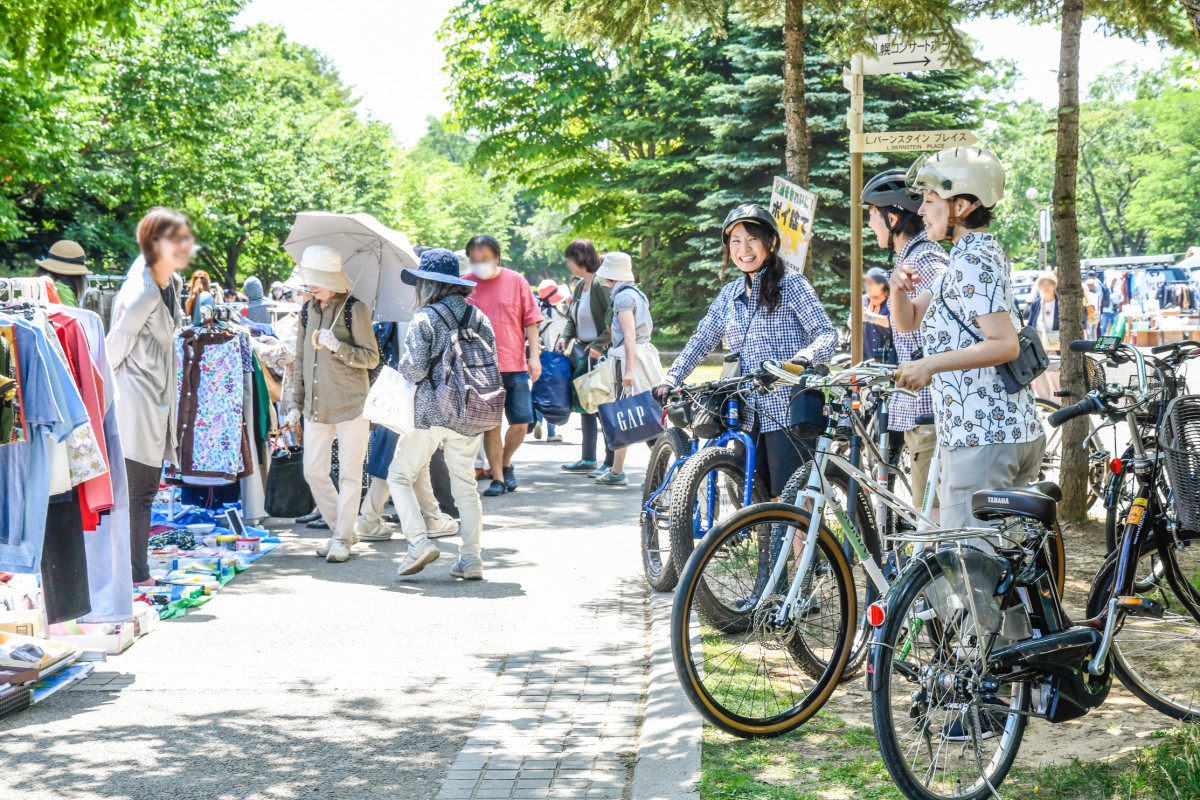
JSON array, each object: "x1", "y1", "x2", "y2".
[{"x1": 944, "y1": 200, "x2": 979, "y2": 240}]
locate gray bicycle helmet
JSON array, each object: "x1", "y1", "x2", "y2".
[
  {"x1": 861, "y1": 169, "x2": 922, "y2": 213},
  {"x1": 862, "y1": 169, "x2": 922, "y2": 264},
  {"x1": 722, "y1": 203, "x2": 780, "y2": 245}
]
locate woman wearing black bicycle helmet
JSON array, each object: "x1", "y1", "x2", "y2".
[
  {"x1": 889, "y1": 146, "x2": 1044, "y2": 531},
  {"x1": 862, "y1": 168, "x2": 949, "y2": 516},
  {"x1": 656, "y1": 203, "x2": 838, "y2": 498}
]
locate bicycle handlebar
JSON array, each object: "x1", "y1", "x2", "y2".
[{"x1": 1047, "y1": 395, "x2": 1103, "y2": 428}]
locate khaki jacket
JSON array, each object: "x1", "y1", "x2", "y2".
[{"x1": 292, "y1": 294, "x2": 380, "y2": 424}]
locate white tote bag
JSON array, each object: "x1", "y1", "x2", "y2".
[{"x1": 363, "y1": 365, "x2": 416, "y2": 435}]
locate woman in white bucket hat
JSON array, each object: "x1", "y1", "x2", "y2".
[{"x1": 283, "y1": 244, "x2": 380, "y2": 563}]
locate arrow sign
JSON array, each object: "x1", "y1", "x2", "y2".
[
  {"x1": 856, "y1": 34, "x2": 955, "y2": 75},
  {"x1": 850, "y1": 129, "x2": 978, "y2": 153}
]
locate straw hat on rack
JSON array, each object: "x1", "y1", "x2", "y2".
[{"x1": 36, "y1": 240, "x2": 91, "y2": 276}]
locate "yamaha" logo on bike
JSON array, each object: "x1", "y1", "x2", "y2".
[{"x1": 987, "y1": 496, "x2": 1010, "y2": 505}]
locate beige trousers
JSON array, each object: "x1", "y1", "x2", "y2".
[
  {"x1": 388, "y1": 427, "x2": 483, "y2": 558},
  {"x1": 303, "y1": 416, "x2": 371, "y2": 544}
]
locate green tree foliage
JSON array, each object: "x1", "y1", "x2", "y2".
[{"x1": 0, "y1": 1, "x2": 397, "y2": 288}]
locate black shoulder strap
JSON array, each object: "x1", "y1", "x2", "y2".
[{"x1": 300, "y1": 300, "x2": 309, "y2": 329}]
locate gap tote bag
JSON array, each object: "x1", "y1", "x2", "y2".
[{"x1": 598, "y1": 390, "x2": 666, "y2": 450}]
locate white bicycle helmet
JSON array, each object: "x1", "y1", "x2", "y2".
[{"x1": 906, "y1": 145, "x2": 1006, "y2": 209}]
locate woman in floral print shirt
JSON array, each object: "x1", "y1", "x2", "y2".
[{"x1": 889, "y1": 146, "x2": 1045, "y2": 531}]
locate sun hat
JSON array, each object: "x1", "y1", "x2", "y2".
[
  {"x1": 402, "y1": 247, "x2": 476, "y2": 287},
  {"x1": 454, "y1": 249, "x2": 471, "y2": 277},
  {"x1": 595, "y1": 252, "x2": 635, "y2": 283},
  {"x1": 537, "y1": 279, "x2": 558, "y2": 300},
  {"x1": 549, "y1": 283, "x2": 570, "y2": 305},
  {"x1": 36, "y1": 240, "x2": 91, "y2": 276},
  {"x1": 299, "y1": 245, "x2": 352, "y2": 293},
  {"x1": 1036, "y1": 271, "x2": 1058, "y2": 289}
]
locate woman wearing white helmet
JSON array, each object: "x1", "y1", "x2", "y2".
[{"x1": 890, "y1": 146, "x2": 1045, "y2": 531}]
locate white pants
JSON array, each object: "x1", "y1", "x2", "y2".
[
  {"x1": 359, "y1": 474, "x2": 455, "y2": 531},
  {"x1": 303, "y1": 416, "x2": 371, "y2": 544},
  {"x1": 388, "y1": 427, "x2": 483, "y2": 558}
]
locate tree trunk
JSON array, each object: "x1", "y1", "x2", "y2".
[
  {"x1": 783, "y1": 0, "x2": 811, "y2": 277},
  {"x1": 1054, "y1": 0, "x2": 1088, "y2": 521},
  {"x1": 1186, "y1": 0, "x2": 1200, "y2": 45},
  {"x1": 782, "y1": 0, "x2": 808, "y2": 189}
]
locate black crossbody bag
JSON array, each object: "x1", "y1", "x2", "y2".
[{"x1": 938, "y1": 279, "x2": 1049, "y2": 395}]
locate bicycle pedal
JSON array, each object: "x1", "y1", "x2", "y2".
[{"x1": 1117, "y1": 596, "x2": 1165, "y2": 619}]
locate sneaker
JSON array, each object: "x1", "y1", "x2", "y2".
[
  {"x1": 397, "y1": 541, "x2": 441, "y2": 576},
  {"x1": 595, "y1": 471, "x2": 627, "y2": 486},
  {"x1": 325, "y1": 540, "x2": 352, "y2": 563},
  {"x1": 427, "y1": 516, "x2": 460, "y2": 539},
  {"x1": 449, "y1": 556, "x2": 483, "y2": 580},
  {"x1": 588, "y1": 466, "x2": 610, "y2": 479},
  {"x1": 295, "y1": 510, "x2": 322, "y2": 524},
  {"x1": 533, "y1": 421, "x2": 543, "y2": 439},
  {"x1": 562, "y1": 459, "x2": 598, "y2": 473},
  {"x1": 355, "y1": 518, "x2": 393, "y2": 542},
  {"x1": 546, "y1": 434, "x2": 563, "y2": 443},
  {"x1": 315, "y1": 538, "x2": 333, "y2": 558},
  {"x1": 483, "y1": 479, "x2": 507, "y2": 497},
  {"x1": 306, "y1": 518, "x2": 330, "y2": 530}
]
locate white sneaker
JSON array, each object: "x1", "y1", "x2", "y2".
[
  {"x1": 397, "y1": 541, "x2": 441, "y2": 577},
  {"x1": 355, "y1": 518, "x2": 393, "y2": 542},
  {"x1": 315, "y1": 538, "x2": 333, "y2": 558},
  {"x1": 325, "y1": 540, "x2": 352, "y2": 563},
  {"x1": 427, "y1": 516, "x2": 460, "y2": 540}
]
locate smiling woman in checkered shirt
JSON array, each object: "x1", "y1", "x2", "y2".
[{"x1": 657, "y1": 204, "x2": 837, "y2": 499}]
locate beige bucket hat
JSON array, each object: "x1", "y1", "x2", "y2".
[
  {"x1": 596, "y1": 251, "x2": 635, "y2": 283},
  {"x1": 298, "y1": 245, "x2": 352, "y2": 293}
]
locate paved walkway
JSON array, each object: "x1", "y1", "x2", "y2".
[{"x1": 0, "y1": 424, "x2": 676, "y2": 800}]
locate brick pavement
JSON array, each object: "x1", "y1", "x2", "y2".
[{"x1": 436, "y1": 577, "x2": 647, "y2": 800}]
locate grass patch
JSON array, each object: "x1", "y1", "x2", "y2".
[{"x1": 702, "y1": 717, "x2": 1200, "y2": 800}]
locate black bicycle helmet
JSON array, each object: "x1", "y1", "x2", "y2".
[
  {"x1": 862, "y1": 169, "x2": 923, "y2": 264},
  {"x1": 722, "y1": 203, "x2": 779, "y2": 245}
]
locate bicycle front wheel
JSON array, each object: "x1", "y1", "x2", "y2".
[
  {"x1": 873, "y1": 554, "x2": 1029, "y2": 800},
  {"x1": 1087, "y1": 528, "x2": 1200, "y2": 720},
  {"x1": 671, "y1": 503, "x2": 856, "y2": 737}
]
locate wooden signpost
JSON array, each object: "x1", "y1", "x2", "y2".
[{"x1": 845, "y1": 33, "x2": 964, "y2": 363}]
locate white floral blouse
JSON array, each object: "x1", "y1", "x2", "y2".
[{"x1": 920, "y1": 232, "x2": 1043, "y2": 448}]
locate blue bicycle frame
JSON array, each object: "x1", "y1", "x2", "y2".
[{"x1": 640, "y1": 397, "x2": 758, "y2": 541}]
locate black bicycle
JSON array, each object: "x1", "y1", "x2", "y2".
[{"x1": 870, "y1": 337, "x2": 1200, "y2": 800}]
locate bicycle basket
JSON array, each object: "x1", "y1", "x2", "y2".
[
  {"x1": 692, "y1": 387, "x2": 740, "y2": 439},
  {"x1": 789, "y1": 387, "x2": 828, "y2": 437},
  {"x1": 1161, "y1": 396, "x2": 1200, "y2": 530},
  {"x1": 1083, "y1": 352, "x2": 1177, "y2": 424}
]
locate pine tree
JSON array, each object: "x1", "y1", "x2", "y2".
[{"x1": 692, "y1": 17, "x2": 978, "y2": 325}]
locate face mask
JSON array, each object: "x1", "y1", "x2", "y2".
[{"x1": 470, "y1": 261, "x2": 497, "y2": 279}]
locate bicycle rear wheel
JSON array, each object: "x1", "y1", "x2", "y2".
[
  {"x1": 641, "y1": 429, "x2": 691, "y2": 592},
  {"x1": 781, "y1": 462, "x2": 877, "y2": 679},
  {"x1": 1087, "y1": 528, "x2": 1200, "y2": 720},
  {"x1": 671, "y1": 503, "x2": 856, "y2": 737}
]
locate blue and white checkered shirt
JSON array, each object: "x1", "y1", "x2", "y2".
[
  {"x1": 888, "y1": 232, "x2": 949, "y2": 432},
  {"x1": 665, "y1": 270, "x2": 837, "y2": 432}
]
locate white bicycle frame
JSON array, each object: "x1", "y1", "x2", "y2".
[{"x1": 755, "y1": 363, "x2": 998, "y2": 627}]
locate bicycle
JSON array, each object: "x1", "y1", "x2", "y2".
[
  {"x1": 670, "y1": 361, "x2": 1068, "y2": 737},
  {"x1": 640, "y1": 375, "x2": 761, "y2": 593},
  {"x1": 869, "y1": 337, "x2": 1200, "y2": 800}
]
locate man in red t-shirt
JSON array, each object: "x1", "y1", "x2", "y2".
[{"x1": 464, "y1": 235, "x2": 544, "y2": 497}]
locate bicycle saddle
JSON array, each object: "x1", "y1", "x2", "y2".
[{"x1": 971, "y1": 481, "x2": 1060, "y2": 525}]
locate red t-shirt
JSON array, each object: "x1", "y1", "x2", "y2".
[{"x1": 466, "y1": 267, "x2": 543, "y2": 373}]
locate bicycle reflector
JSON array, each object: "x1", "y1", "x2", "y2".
[
  {"x1": 867, "y1": 602, "x2": 887, "y2": 627},
  {"x1": 1110, "y1": 457, "x2": 1122, "y2": 475}
]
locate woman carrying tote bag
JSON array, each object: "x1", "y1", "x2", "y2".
[{"x1": 592, "y1": 251, "x2": 664, "y2": 486}]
